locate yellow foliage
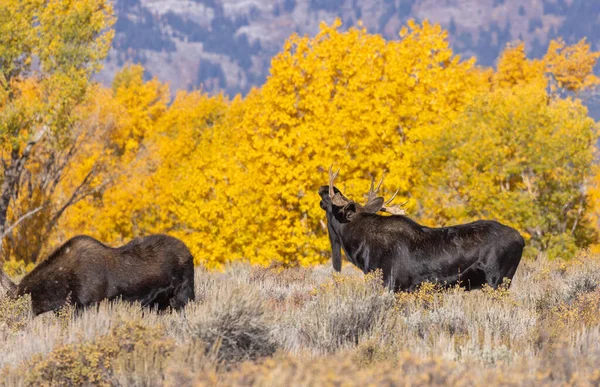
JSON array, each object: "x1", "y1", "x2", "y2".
[
  {"x1": 2, "y1": 259, "x2": 35, "y2": 277},
  {"x1": 162, "y1": 18, "x2": 483, "y2": 268},
  {"x1": 111, "y1": 64, "x2": 170, "y2": 159},
  {"x1": 544, "y1": 38, "x2": 600, "y2": 93},
  {"x1": 494, "y1": 42, "x2": 545, "y2": 89},
  {"x1": 54, "y1": 19, "x2": 600, "y2": 269}
]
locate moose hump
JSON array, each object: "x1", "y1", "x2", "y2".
[{"x1": 0, "y1": 234, "x2": 195, "y2": 316}]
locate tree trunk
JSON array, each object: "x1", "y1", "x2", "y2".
[{"x1": 0, "y1": 127, "x2": 47, "y2": 257}]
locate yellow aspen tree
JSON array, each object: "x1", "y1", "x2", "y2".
[
  {"x1": 174, "y1": 19, "x2": 486, "y2": 268},
  {"x1": 58, "y1": 65, "x2": 170, "y2": 244},
  {"x1": 544, "y1": 38, "x2": 600, "y2": 94},
  {"x1": 417, "y1": 40, "x2": 599, "y2": 259}
]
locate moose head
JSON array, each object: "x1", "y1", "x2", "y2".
[
  {"x1": 318, "y1": 166, "x2": 405, "y2": 222},
  {"x1": 318, "y1": 166, "x2": 405, "y2": 271}
]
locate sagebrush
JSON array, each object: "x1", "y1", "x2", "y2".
[{"x1": 2, "y1": 253, "x2": 600, "y2": 386}]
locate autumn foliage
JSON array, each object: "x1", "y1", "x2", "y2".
[{"x1": 1, "y1": 11, "x2": 600, "y2": 270}]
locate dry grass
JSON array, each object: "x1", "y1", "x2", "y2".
[{"x1": 2, "y1": 253, "x2": 600, "y2": 386}]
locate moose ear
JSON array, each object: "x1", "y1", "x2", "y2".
[
  {"x1": 363, "y1": 197, "x2": 385, "y2": 213},
  {"x1": 341, "y1": 202, "x2": 360, "y2": 221}
]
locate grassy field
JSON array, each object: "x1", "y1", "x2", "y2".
[{"x1": 2, "y1": 253, "x2": 600, "y2": 386}]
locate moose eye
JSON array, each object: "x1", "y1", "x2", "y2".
[{"x1": 319, "y1": 200, "x2": 326, "y2": 209}]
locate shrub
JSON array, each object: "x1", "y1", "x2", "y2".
[
  {"x1": 563, "y1": 256, "x2": 600, "y2": 303},
  {"x1": 191, "y1": 351, "x2": 473, "y2": 386},
  {"x1": 21, "y1": 321, "x2": 174, "y2": 386},
  {"x1": 394, "y1": 281, "x2": 449, "y2": 312},
  {"x1": 0, "y1": 294, "x2": 31, "y2": 332},
  {"x1": 481, "y1": 279, "x2": 513, "y2": 303},
  {"x1": 295, "y1": 270, "x2": 395, "y2": 353},
  {"x1": 553, "y1": 290, "x2": 600, "y2": 330},
  {"x1": 186, "y1": 286, "x2": 278, "y2": 364}
]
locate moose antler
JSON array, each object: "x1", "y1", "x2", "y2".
[
  {"x1": 381, "y1": 193, "x2": 407, "y2": 215},
  {"x1": 364, "y1": 174, "x2": 385, "y2": 206},
  {"x1": 328, "y1": 165, "x2": 350, "y2": 207},
  {"x1": 328, "y1": 165, "x2": 340, "y2": 199},
  {"x1": 365, "y1": 172, "x2": 407, "y2": 215},
  {"x1": 383, "y1": 188, "x2": 399, "y2": 207}
]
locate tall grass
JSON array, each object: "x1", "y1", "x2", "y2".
[{"x1": 2, "y1": 253, "x2": 600, "y2": 386}]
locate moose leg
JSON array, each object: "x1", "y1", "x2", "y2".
[
  {"x1": 494, "y1": 243, "x2": 524, "y2": 288},
  {"x1": 170, "y1": 264, "x2": 195, "y2": 310},
  {"x1": 454, "y1": 262, "x2": 488, "y2": 290}
]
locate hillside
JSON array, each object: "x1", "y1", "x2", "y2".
[{"x1": 101, "y1": 0, "x2": 600, "y2": 97}]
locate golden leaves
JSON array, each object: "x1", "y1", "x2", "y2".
[
  {"x1": 418, "y1": 71, "x2": 596, "y2": 257},
  {"x1": 494, "y1": 42, "x2": 546, "y2": 89},
  {"x1": 544, "y1": 38, "x2": 600, "y2": 93},
  {"x1": 36, "y1": 0, "x2": 115, "y2": 74},
  {"x1": 53, "y1": 19, "x2": 600, "y2": 268}
]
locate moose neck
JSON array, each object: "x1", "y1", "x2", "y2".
[
  {"x1": 326, "y1": 212, "x2": 343, "y2": 271},
  {"x1": 326, "y1": 212, "x2": 365, "y2": 272}
]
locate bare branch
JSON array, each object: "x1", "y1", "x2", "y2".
[
  {"x1": 1, "y1": 205, "x2": 43, "y2": 239},
  {"x1": 319, "y1": 219, "x2": 327, "y2": 231},
  {"x1": 46, "y1": 166, "x2": 100, "y2": 233},
  {"x1": 0, "y1": 125, "x2": 48, "y2": 234},
  {"x1": 18, "y1": 125, "x2": 49, "y2": 169}
]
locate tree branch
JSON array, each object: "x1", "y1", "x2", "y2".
[
  {"x1": 45, "y1": 165, "x2": 104, "y2": 236},
  {"x1": 1, "y1": 206, "x2": 44, "y2": 239},
  {"x1": 0, "y1": 125, "x2": 48, "y2": 234},
  {"x1": 0, "y1": 205, "x2": 44, "y2": 257}
]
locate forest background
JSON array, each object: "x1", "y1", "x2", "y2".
[{"x1": 2, "y1": 0, "x2": 600, "y2": 274}]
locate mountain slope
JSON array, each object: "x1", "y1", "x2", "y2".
[{"x1": 99, "y1": 0, "x2": 600, "y2": 113}]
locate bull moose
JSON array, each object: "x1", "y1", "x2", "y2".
[
  {"x1": 318, "y1": 167, "x2": 525, "y2": 291},
  {"x1": 0, "y1": 234, "x2": 195, "y2": 315}
]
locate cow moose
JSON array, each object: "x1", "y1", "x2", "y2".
[
  {"x1": 0, "y1": 234, "x2": 195, "y2": 316},
  {"x1": 318, "y1": 167, "x2": 525, "y2": 291}
]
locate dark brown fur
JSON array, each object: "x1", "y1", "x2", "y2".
[
  {"x1": 0, "y1": 234, "x2": 195, "y2": 315},
  {"x1": 319, "y1": 185, "x2": 525, "y2": 292}
]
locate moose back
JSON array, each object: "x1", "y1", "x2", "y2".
[{"x1": 0, "y1": 234, "x2": 195, "y2": 315}]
